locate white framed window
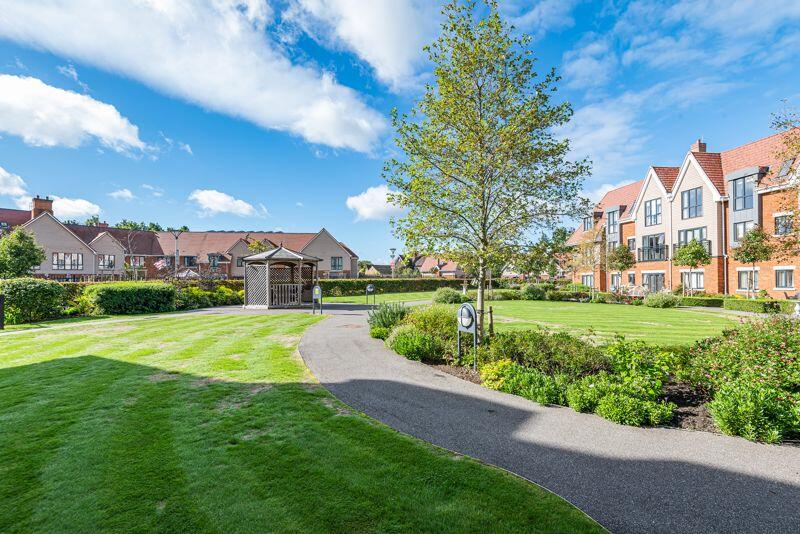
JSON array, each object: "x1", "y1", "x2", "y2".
[
  {"x1": 236, "y1": 257, "x2": 244, "y2": 267},
  {"x1": 98, "y1": 254, "x2": 115, "y2": 269},
  {"x1": 644, "y1": 198, "x2": 662, "y2": 226},
  {"x1": 681, "y1": 271, "x2": 705, "y2": 290},
  {"x1": 52, "y1": 252, "x2": 83, "y2": 270},
  {"x1": 732, "y1": 178, "x2": 754, "y2": 211},
  {"x1": 733, "y1": 221, "x2": 755, "y2": 242},
  {"x1": 610, "y1": 273, "x2": 621, "y2": 290},
  {"x1": 130, "y1": 256, "x2": 146, "y2": 268},
  {"x1": 681, "y1": 187, "x2": 703, "y2": 219},
  {"x1": 775, "y1": 269, "x2": 794, "y2": 289},
  {"x1": 737, "y1": 270, "x2": 758, "y2": 290},
  {"x1": 581, "y1": 274, "x2": 594, "y2": 288},
  {"x1": 331, "y1": 256, "x2": 343, "y2": 271}
]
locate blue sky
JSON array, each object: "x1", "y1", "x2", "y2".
[{"x1": 0, "y1": 1, "x2": 799, "y2": 264}]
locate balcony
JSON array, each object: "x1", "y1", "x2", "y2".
[
  {"x1": 673, "y1": 239, "x2": 712, "y2": 255},
  {"x1": 638, "y1": 245, "x2": 669, "y2": 262}
]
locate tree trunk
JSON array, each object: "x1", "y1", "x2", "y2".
[{"x1": 477, "y1": 257, "x2": 486, "y2": 340}]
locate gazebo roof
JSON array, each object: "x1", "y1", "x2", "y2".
[{"x1": 243, "y1": 244, "x2": 321, "y2": 262}]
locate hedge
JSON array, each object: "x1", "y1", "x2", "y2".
[
  {"x1": 0, "y1": 277, "x2": 66, "y2": 324},
  {"x1": 723, "y1": 298, "x2": 797, "y2": 314},
  {"x1": 680, "y1": 296, "x2": 725, "y2": 308},
  {"x1": 81, "y1": 282, "x2": 176, "y2": 315},
  {"x1": 318, "y1": 278, "x2": 464, "y2": 296}
]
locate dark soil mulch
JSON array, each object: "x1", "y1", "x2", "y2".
[
  {"x1": 661, "y1": 382, "x2": 717, "y2": 433},
  {"x1": 431, "y1": 364, "x2": 482, "y2": 385}
]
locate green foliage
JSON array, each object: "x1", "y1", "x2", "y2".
[
  {"x1": 733, "y1": 227, "x2": 774, "y2": 266},
  {"x1": 514, "y1": 229, "x2": 571, "y2": 279},
  {"x1": 386, "y1": 324, "x2": 444, "y2": 362},
  {"x1": 480, "y1": 360, "x2": 569, "y2": 406},
  {"x1": 486, "y1": 289, "x2": 520, "y2": 301},
  {"x1": 486, "y1": 329, "x2": 608, "y2": 379},
  {"x1": 709, "y1": 381, "x2": 798, "y2": 443},
  {"x1": 369, "y1": 326, "x2": 391, "y2": 340},
  {"x1": 606, "y1": 339, "x2": 676, "y2": 400},
  {"x1": 0, "y1": 277, "x2": 65, "y2": 324},
  {"x1": 318, "y1": 278, "x2": 462, "y2": 297},
  {"x1": 672, "y1": 239, "x2": 712, "y2": 271},
  {"x1": 607, "y1": 245, "x2": 636, "y2": 274},
  {"x1": 432, "y1": 287, "x2": 470, "y2": 304},
  {"x1": 175, "y1": 286, "x2": 213, "y2": 310},
  {"x1": 211, "y1": 286, "x2": 242, "y2": 306},
  {"x1": 722, "y1": 298, "x2": 788, "y2": 313},
  {"x1": 114, "y1": 219, "x2": 166, "y2": 231},
  {"x1": 404, "y1": 304, "x2": 456, "y2": 341},
  {"x1": 566, "y1": 372, "x2": 616, "y2": 413},
  {"x1": 521, "y1": 283, "x2": 548, "y2": 300},
  {"x1": 0, "y1": 228, "x2": 45, "y2": 278},
  {"x1": 367, "y1": 302, "x2": 409, "y2": 330},
  {"x1": 82, "y1": 282, "x2": 176, "y2": 315},
  {"x1": 681, "y1": 296, "x2": 724, "y2": 307},
  {"x1": 595, "y1": 394, "x2": 675, "y2": 426},
  {"x1": 643, "y1": 292, "x2": 680, "y2": 308},
  {"x1": 545, "y1": 290, "x2": 591, "y2": 302}
]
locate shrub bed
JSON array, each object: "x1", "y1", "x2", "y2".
[
  {"x1": 81, "y1": 282, "x2": 176, "y2": 315},
  {"x1": 367, "y1": 302, "x2": 409, "y2": 338},
  {"x1": 0, "y1": 277, "x2": 66, "y2": 324},
  {"x1": 386, "y1": 324, "x2": 443, "y2": 362}
]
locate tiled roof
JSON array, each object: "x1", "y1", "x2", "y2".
[
  {"x1": 720, "y1": 129, "x2": 799, "y2": 189},
  {"x1": 691, "y1": 152, "x2": 725, "y2": 194},
  {"x1": 418, "y1": 256, "x2": 445, "y2": 273},
  {"x1": 567, "y1": 180, "x2": 644, "y2": 245},
  {"x1": 0, "y1": 207, "x2": 31, "y2": 227},
  {"x1": 66, "y1": 224, "x2": 166, "y2": 255},
  {"x1": 338, "y1": 241, "x2": 359, "y2": 258},
  {"x1": 651, "y1": 166, "x2": 679, "y2": 192}
]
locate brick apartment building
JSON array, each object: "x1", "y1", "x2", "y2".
[
  {"x1": 0, "y1": 196, "x2": 359, "y2": 280},
  {"x1": 568, "y1": 131, "x2": 799, "y2": 299}
]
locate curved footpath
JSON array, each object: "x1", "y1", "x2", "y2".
[{"x1": 299, "y1": 306, "x2": 800, "y2": 534}]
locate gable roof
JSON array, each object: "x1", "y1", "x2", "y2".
[
  {"x1": 720, "y1": 129, "x2": 799, "y2": 189},
  {"x1": 651, "y1": 167, "x2": 679, "y2": 192},
  {"x1": 67, "y1": 224, "x2": 165, "y2": 255},
  {"x1": 88, "y1": 231, "x2": 125, "y2": 251},
  {"x1": 690, "y1": 152, "x2": 725, "y2": 194},
  {"x1": 568, "y1": 179, "x2": 644, "y2": 245},
  {"x1": 243, "y1": 244, "x2": 321, "y2": 262},
  {"x1": 23, "y1": 212, "x2": 97, "y2": 253},
  {"x1": 0, "y1": 207, "x2": 31, "y2": 228}
]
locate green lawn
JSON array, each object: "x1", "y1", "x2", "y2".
[
  {"x1": 324, "y1": 290, "x2": 436, "y2": 304},
  {"x1": 0, "y1": 314, "x2": 602, "y2": 533},
  {"x1": 488, "y1": 300, "x2": 740, "y2": 345}
]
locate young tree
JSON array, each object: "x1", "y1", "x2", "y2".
[
  {"x1": 570, "y1": 226, "x2": 605, "y2": 297},
  {"x1": 0, "y1": 228, "x2": 45, "y2": 278},
  {"x1": 733, "y1": 227, "x2": 774, "y2": 299},
  {"x1": 607, "y1": 244, "x2": 636, "y2": 292},
  {"x1": 386, "y1": 0, "x2": 588, "y2": 335},
  {"x1": 672, "y1": 239, "x2": 711, "y2": 296},
  {"x1": 771, "y1": 105, "x2": 800, "y2": 259},
  {"x1": 514, "y1": 227, "x2": 570, "y2": 280}
]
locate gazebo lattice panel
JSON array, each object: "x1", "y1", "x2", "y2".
[{"x1": 245, "y1": 264, "x2": 269, "y2": 306}]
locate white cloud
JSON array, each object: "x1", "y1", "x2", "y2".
[
  {"x1": 296, "y1": 201, "x2": 304, "y2": 207},
  {"x1": 502, "y1": 0, "x2": 579, "y2": 36},
  {"x1": 0, "y1": 165, "x2": 28, "y2": 197},
  {"x1": 284, "y1": 0, "x2": 438, "y2": 91},
  {"x1": 562, "y1": 36, "x2": 617, "y2": 89},
  {"x1": 584, "y1": 180, "x2": 635, "y2": 203},
  {"x1": 188, "y1": 189, "x2": 268, "y2": 218},
  {"x1": 141, "y1": 184, "x2": 164, "y2": 198},
  {"x1": 0, "y1": 75, "x2": 146, "y2": 155},
  {"x1": 346, "y1": 184, "x2": 403, "y2": 221},
  {"x1": 51, "y1": 196, "x2": 101, "y2": 219},
  {"x1": 0, "y1": 0, "x2": 386, "y2": 152},
  {"x1": 178, "y1": 142, "x2": 193, "y2": 155},
  {"x1": 57, "y1": 63, "x2": 90, "y2": 92},
  {"x1": 108, "y1": 188, "x2": 134, "y2": 201}
]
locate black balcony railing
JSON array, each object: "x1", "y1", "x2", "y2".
[
  {"x1": 674, "y1": 239, "x2": 712, "y2": 255},
  {"x1": 638, "y1": 245, "x2": 669, "y2": 262}
]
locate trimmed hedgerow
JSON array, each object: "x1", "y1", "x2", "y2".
[
  {"x1": 680, "y1": 296, "x2": 724, "y2": 307},
  {"x1": 643, "y1": 292, "x2": 680, "y2": 308},
  {"x1": 723, "y1": 298, "x2": 794, "y2": 314},
  {"x1": 0, "y1": 277, "x2": 66, "y2": 324},
  {"x1": 319, "y1": 278, "x2": 463, "y2": 297},
  {"x1": 81, "y1": 282, "x2": 176, "y2": 315}
]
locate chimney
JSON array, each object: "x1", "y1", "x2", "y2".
[
  {"x1": 690, "y1": 139, "x2": 706, "y2": 153},
  {"x1": 98, "y1": 221, "x2": 109, "y2": 228},
  {"x1": 31, "y1": 195, "x2": 54, "y2": 218}
]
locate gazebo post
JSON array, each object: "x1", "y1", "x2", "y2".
[
  {"x1": 265, "y1": 260, "x2": 270, "y2": 308},
  {"x1": 243, "y1": 261, "x2": 248, "y2": 307}
]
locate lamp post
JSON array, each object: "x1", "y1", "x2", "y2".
[
  {"x1": 389, "y1": 247, "x2": 396, "y2": 279},
  {"x1": 170, "y1": 229, "x2": 183, "y2": 279}
]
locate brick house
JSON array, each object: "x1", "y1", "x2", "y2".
[{"x1": 568, "y1": 132, "x2": 799, "y2": 297}]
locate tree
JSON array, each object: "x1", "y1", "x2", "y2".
[
  {"x1": 672, "y1": 239, "x2": 711, "y2": 296},
  {"x1": 0, "y1": 228, "x2": 45, "y2": 278},
  {"x1": 115, "y1": 220, "x2": 166, "y2": 231},
  {"x1": 570, "y1": 226, "x2": 605, "y2": 297},
  {"x1": 771, "y1": 105, "x2": 800, "y2": 260},
  {"x1": 733, "y1": 227, "x2": 774, "y2": 299},
  {"x1": 84, "y1": 215, "x2": 101, "y2": 226},
  {"x1": 247, "y1": 239, "x2": 272, "y2": 254},
  {"x1": 386, "y1": 1, "x2": 588, "y2": 336},
  {"x1": 358, "y1": 260, "x2": 373, "y2": 274},
  {"x1": 607, "y1": 244, "x2": 636, "y2": 292},
  {"x1": 514, "y1": 227, "x2": 570, "y2": 280}
]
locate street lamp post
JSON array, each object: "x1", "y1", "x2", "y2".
[
  {"x1": 389, "y1": 248, "x2": 396, "y2": 279},
  {"x1": 170, "y1": 230, "x2": 183, "y2": 278}
]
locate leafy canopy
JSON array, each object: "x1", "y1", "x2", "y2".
[
  {"x1": 0, "y1": 227, "x2": 46, "y2": 278},
  {"x1": 733, "y1": 227, "x2": 774, "y2": 265},
  {"x1": 673, "y1": 239, "x2": 711, "y2": 270},
  {"x1": 607, "y1": 243, "x2": 636, "y2": 273}
]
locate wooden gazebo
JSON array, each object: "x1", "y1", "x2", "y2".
[{"x1": 243, "y1": 245, "x2": 321, "y2": 308}]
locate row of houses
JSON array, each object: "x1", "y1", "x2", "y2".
[
  {"x1": 383, "y1": 253, "x2": 465, "y2": 278},
  {"x1": 568, "y1": 132, "x2": 799, "y2": 299},
  {"x1": 0, "y1": 196, "x2": 359, "y2": 280}
]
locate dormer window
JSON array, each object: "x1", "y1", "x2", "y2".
[{"x1": 582, "y1": 216, "x2": 593, "y2": 231}]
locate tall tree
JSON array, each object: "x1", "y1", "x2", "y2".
[
  {"x1": 386, "y1": 0, "x2": 589, "y2": 335},
  {"x1": 607, "y1": 244, "x2": 636, "y2": 292},
  {"x1": 570, "y1": 226, "x2": 605, "y2": 296},
  {"x1": 515, "y1": 227, "x2": 570, "y2": 280},
  {"x1": 84, "y1": 215, "x2": 101, "y2": 226},
  {"x1": 733, "y1": 227, "x2": 774, "y2": 299},
  {"x1": 0, "y1": 228, "x2": 45, "y2": 278},
  {"x1": 672, "y1": 239, "x2": 711, "y2": 296}
]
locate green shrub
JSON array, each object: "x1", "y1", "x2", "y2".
[
  {"x1": 486, "y1": 329, "x2": 609, "y2": 379},
  {"x1": 680, "y1": 296, "x2": 724, "y2": 307},
  {"x1": 329, "y1": 286, "x2": 343, "y2": 297},
  {"x1": 432, "y1": 287, "x2": 470, "y2": 304},
  {"x1": 212, "y1": 286, "x2": 242, "y2": 306},
  {"x1": 565, "y1": 283, "x2": 591, "y2": 292},
  {"x1": 404, "y1": 304, "x2": 456, "y2": 341},
  {"x1": 709, "y1": 381, "x2": 798, "y2": 443},
  {"x1": 487, "y1": 289, "x2": 521, "y2": 301},
  {"x1": 175, "y1": 286, "x2": 213, "y2": 310},
  {"x1": 723, "y1": 298, "x2": 785, "y2": 313},
  {"x1": 545, "y1": 290, "x2": 591, "y2": 302},
  {"x1": 82, "y1": 282, "x2": 176, "y2": 315},
  {"x1": 595, "y1": 393, "x2": 675, "y2": 426},
  {"x1": 369, "y1": 326, "x2": 391, "y2": 340},
  {"x1": 386, "y1": 324, "x2": 444, "y2": 362},
  {"x1": 367, "y1": 302, "x2": 409, "y2": 330},
  {"x1": 318, "y1": 278, "x2": 463, "y2": 297},
  {"x1": 480, "y1": 360, "x2": 568, "y2": 405},
  {"x1": 0, "y1": 277, "x2": 66, "y2": 324},
  {"x1": 566, "y1": 372, "x2": 616, "y2": 413},
  {"x1": 605, "y1": 339, "x2": 676, "y2": 399},
  {"x1": 480, "y1": 359, "x2": 515, "y2": 390},
  {"x1": 643, "y1": 292, "x2": 680, "y2": 308},
  {"x1": 521, "y1": 284, "x2": 547, "y2": 300}
]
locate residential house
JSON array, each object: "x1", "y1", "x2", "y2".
[{"x1": 364, "y1": 264, "x2": 392, "y2": 277}]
